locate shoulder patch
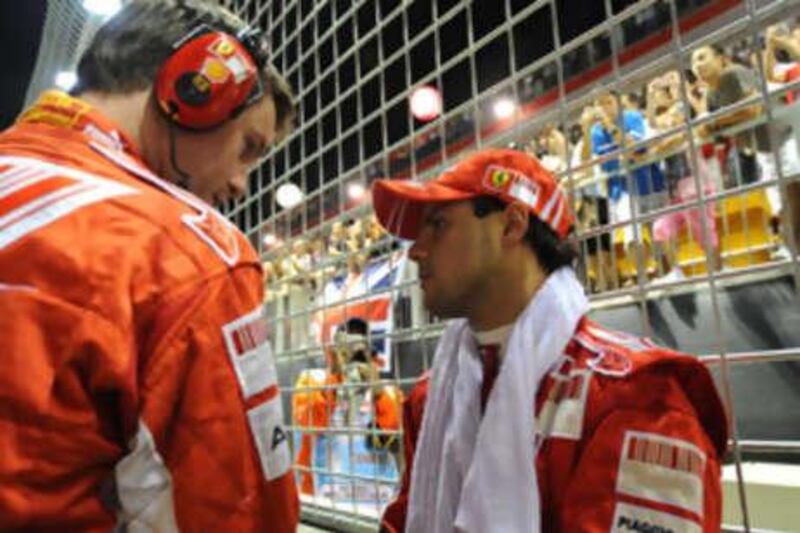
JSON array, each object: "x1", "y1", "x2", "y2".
[
  {"x1": 574, "y1": 332, "x2": 633, "y2": 377},
  {"x1": 0, "y1": 156, "x2": 137, "y2": 249},
  {"x1": 588, "y1": 349, "x2": 633, "y2": 377},
  {"x1": 616, "y1": 430, "x2": 706, "y2": 517},
  {"x1": 90, "y1": 141, "x2": 241, "y2": 266},
  {"x1": 584, "y1": 323, "x2": 655, "y2": 353}
]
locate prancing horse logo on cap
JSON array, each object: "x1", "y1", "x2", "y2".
[{"x1": 490, "y1": 168, "x2": 511, "y2": 189}]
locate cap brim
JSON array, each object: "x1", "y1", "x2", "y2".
[{"x1": 372, "y1": 179, "x2": 476, "y2": 240}]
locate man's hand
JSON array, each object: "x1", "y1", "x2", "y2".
[
  {"x1": 579, "y1": 106, "x2": 597, "y2": 134},
  {"x1": 686, "y1": 79, "x2": 708, "y2": 115}
]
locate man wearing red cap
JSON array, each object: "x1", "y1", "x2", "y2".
[{"x1": 372, "y1": 149, "x2": 728, "y2": 533}]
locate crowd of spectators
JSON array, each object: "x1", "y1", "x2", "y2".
[
  {"x1": 264, "y1": 214, "x2": 391, "y2": 290},
  {"x1": 526, "y1": 24, "x2": 800, "y2": 291},
  {"x1": 262, "y1": 212, "x2": 396, "y2": 349},
  {"x1": 263, "y1": 24, "x2": 800, "y2": 303}
]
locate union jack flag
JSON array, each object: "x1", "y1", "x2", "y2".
[{"x1": 314, "y1": 250, "x2": 407, "y2": 373}]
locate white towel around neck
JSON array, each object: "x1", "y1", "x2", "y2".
[{"x1": 405, "y1": 267, "x2": 589, "y2": 533}]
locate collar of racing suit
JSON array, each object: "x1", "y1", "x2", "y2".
[{"x1": 17, "y1": 90, "x2": 138, "y2": 157}]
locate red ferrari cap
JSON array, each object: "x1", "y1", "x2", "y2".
[{"x1": 372, "y1": 148, "x2": 574, "y2": 240}]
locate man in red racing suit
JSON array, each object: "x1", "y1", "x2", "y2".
[
  {"x1": 0, "y1": 2, "x2": 298, "y2": 530},
  {"x1": 382, "y1": 318, "x2": 728, "y2": 532},
  {"x1": 371, "y1": 148, "x2": 728, "y2": 532}
]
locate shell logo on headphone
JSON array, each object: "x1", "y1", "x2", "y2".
[{"x1": 155, "y1": 24, "x2": 268, "y2": 131}]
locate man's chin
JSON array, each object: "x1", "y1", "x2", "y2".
[{"x1": 424, "y1": 298, "x2": 460, "y2": 320}]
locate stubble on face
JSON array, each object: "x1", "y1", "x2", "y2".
[
  {"x1": 415, "y1": 202, "x2": 500, "y2": 320},
  {"x1": 142, "y1": 96, "x2": 277, "y2": 205}
]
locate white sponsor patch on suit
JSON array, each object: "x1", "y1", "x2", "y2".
[
  {"x1": 222, "y1": 306, "x2": 277, "y2": 398},
  {"x1": 616, "y1": 431, "x2": 706, "y2": 516},
  {"x1": 535, "y1": 368, "x2": 591, "y2": 441},
  {"x1": 0, "y1": 156, "x2": 137, "y2": 250},
  {"x1": 247, "y1": 395, "x2": 291, "y2": 481},
  {"x1": 612, "y1": 502, "x2": 701, "y2": 533}
]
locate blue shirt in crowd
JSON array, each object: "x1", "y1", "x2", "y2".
[{"x1": 590, "y1": 110, "x2": 665, "y2": 201}]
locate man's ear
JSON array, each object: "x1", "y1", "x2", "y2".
[{"x1": 501, "y1": 202, "x2": 530, "y2": 246}]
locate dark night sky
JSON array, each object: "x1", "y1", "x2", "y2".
[
  {"x1": 255, "y1": 0, "x2": 682, "y2": 200},
  {"x1": 0, "y1": 0, "x2": 666, "y2": 171},
  {"x1": 0, "y1": 0, "x2": 644, "y2": 131},
  {"x1": 0, "y1": 0, "x2": 46, "y2": 129}
]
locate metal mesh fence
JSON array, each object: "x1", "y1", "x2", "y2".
[{"x1": 218, "y1": 0, "x2": 800, "y2": 530}]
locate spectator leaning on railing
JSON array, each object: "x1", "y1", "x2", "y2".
[
  {"x1": 646, "y1": 70, "x2": 721, "y2": 276},
  {"x1": 690, "y1": 45, "x2": 771, "y2": 188},
  {"x1": 763, "y1": 23, "x2": 800, "y2": 89},
  {"x1": 583, "y1": 90, "x2": 668, "y2": 217},
  {"x1": 581, "y1": 90, "x2": 666, "y2": 285},
  {"x1": 574, "y1": 105, "x2": 615, "y2": 291},
  {"x1": 763, "y1": 23, "x2": 800, "y2": 252}
]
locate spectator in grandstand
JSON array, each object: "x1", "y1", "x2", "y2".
[
  {"x1": 693, "y1": 42, "x2": 800, "y2": 256},
  {"x1": 346, "y1": 250, "x2": 368, "y2": 277},
  {"x1": 308, "y1": 236, "x2": 329, "y2": 291},
  {"x1": 690, "y1": 44, "x2": 769, "y2": 188},
  {"x1": 348, "y1": 216, "x2": 366, "y2": 251},
  {"x1": 364, "y1": 213, "x2": 392, "y2": 259},
  {"x1": 0, "y1": 0, "x2": 298, "y2": 530},
  {"x1": 327, "y1": 219, "x2": 354, "y2": 276},
  {"x1": 583, "y1": 89, "x2": 668, "y2": 215},
  {"x1": 284, "y1": 238, "x2": 313, "y2": 280},
  {"x1": 572, "y1": 105, "x2": 615, "y2": 291},
  {"x1": 310, "y1": 235, "x2": 326, "y2": 261},
  {"x1": 263, "y1": 256, "x2": 286, "y2": 289},
  {"x1": 646, "y1": 71, "x2": 721, "y2": 277},
  {"x1": 582, "y1": 90, "x2": 666, "y2": 286},
  {"x1": 328, "y1": 220, "x2": 351, "y2": 256},
  {"x1": 763, "y1": 23, "x2": 800, "y2": 86},
  {"x1": 763, "y1": 24, "x2": 800, "y2": 252},
  {"x1": 283, "y1": 238, "x2": 314, "y2": 348},
  {"x1": 535, "y1": 123, "x2": 568, "y2": 174},
  {"x1": 622, "y1": 90, "x2": 645, "y2": 112},
  {"x1": 568, "y1": 122, "x2": 584, "y2": 148},
  {"x1": 371, "y1": 148, "x2": 727, "y2": 532}
]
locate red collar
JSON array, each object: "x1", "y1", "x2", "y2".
[{"x1": 18, "y1": 90, "x2": 140, "y2": 157}]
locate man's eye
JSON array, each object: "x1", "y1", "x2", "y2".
[{"x1": 243, "y1": 137, "x2": 265, "y2": 160}]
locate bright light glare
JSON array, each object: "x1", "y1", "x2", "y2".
[
  {"x1": 276, "y1": 183, "x2": 304, "y2": 209},
  {"x1": 347, "y1": 182, "x2": 366, "y2": 201},
  {"x1": 55, "y1": 71, "x2": 78, "y2": 91},
  {"x1": 493, "y1": 98, "x2": 516, "y2": 120},
  {"x1": 409, "y1": 86, "x2": 443, "y2": 122},
  {"x1": 83, "y1": 0, "x2": 122, "y2": 17},
  {"x1": 263, "y1": 233, "x2": 278, "y2": 247}
]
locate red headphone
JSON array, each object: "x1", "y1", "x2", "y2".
[{"x1": 155, "y1": 24, "x2": 268, "y2": 131}]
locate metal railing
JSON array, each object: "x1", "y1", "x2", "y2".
[{"x1": 222, "y1": 0, "x2": 800, "y2": 531}]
